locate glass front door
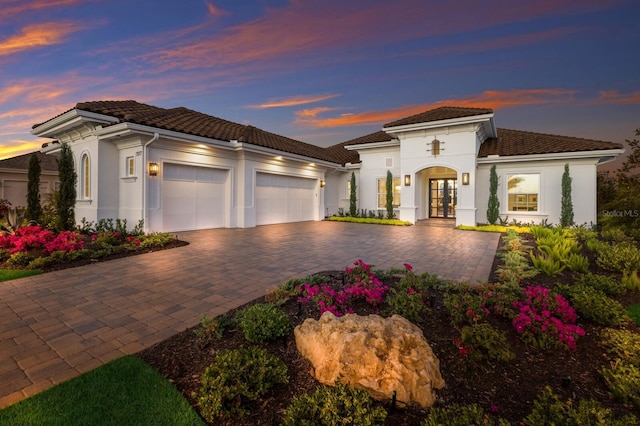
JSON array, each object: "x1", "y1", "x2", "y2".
[{"x1": 429, "y1": 179, "x2": 457, "y2": 219}]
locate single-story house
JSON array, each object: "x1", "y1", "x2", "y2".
[
  {"x1": 0, "y1": 151, "x2": 60, "y2": 208},
  {"x1": 32, "y1": 101, "x2": 623, "y2": 232}
]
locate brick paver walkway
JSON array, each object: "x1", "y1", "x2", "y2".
[{"x1": 0, "y1": 221, "x2": 499, "y2": 408}]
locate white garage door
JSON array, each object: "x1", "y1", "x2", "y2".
[
  {"x1": 256, "y1": 173, "x2": 316, "y2": 225},
  {"x1": 163, "y1": 164, "x2": 227, "y2": 231}
]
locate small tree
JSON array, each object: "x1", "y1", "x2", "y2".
[
  {"x1": 26, "y1": 153, "x2": 42, "y2": 223},
  {"x1": 560, "y1": 163, "x2": 574, "y2": 227},
  {"x1": 487, "y1": 165, "x2": 500, "y2": 224},
  {"x1": 385, "y1": 170, "x2": 394, "y2": 219},
  {"x1": 57, "y1": 143, "x2": 77, "y2": 230},
  {"x1": 349, "y1": 172, "x2": 357, "y2": 216}
]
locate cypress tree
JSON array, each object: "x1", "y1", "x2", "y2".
[
  {"x1": 386, "y1": 170, "x2": 394, "y2": 219},
  {"x1": 560, "y1": 163, "x2": 574, "y2": 227},
  {"x1": 349, "y1": 172, "x2": 357, "y2": 217},
  {"x1": 26, "y1": 153, "x2": 42, "y2": 223},
  {"x1": 57, "y1": 143, "x2": 77, "y2": 230},
  {"x1": 487, "y1": 165, "x2": 500, "y2": 224}
]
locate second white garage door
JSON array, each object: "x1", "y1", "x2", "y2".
[
  {"x1": 255, "y1": 173, "x2": 316, "y2": 225},
  {"x1": 163, "y1": 163, "x2": 228, "y2": 232}
]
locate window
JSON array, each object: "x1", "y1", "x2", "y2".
[
  {"x1": 126, "y1": 156, "x2": 135, "y2": 176},
  {"x1": 377, "y1": 177, "x2": 401, "y2": 208},
  {"x1": 81, "y1": 154, "x2": 90, "y2": 199},
  {"x1": 507, "y1": 174, "x2": 539, "y2": 212},
  {"x1": 346, "y1": 180, "x2": 351, "y2": 199}
]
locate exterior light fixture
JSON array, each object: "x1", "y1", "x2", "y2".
[
  {"x1": 320, "y1": 180, "x2": 326, "y2": 188},
  {"x1": 404, "y1": 175, "x2": 411, "y2": 186},
  {"x1": 148, "y1": 162, "x2": 159, "y2": 176},
  {"x1": 462, "y1": 172, "x2": 470, "y2": 185}
]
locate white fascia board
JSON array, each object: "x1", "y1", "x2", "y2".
[
  {"x1": 383, "y1": 113, "x2": 494, "y2": 134},
  {"x1": 344, "y1": 140, "x2": 400, "y2": 151},
  {"x1": 96, "y1": 122, "x2": 341, "y2": 168},
  {"x1": 234, "y1": 142, "x2": 341, "y2": 168},
  {"x1": 477, "y1": 148, "x2": 625, "y2": 164},
  {"x1": 31, "y1": 110, "x2": 119, "y2": 138}
]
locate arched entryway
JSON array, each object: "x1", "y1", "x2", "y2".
[{"x1": 417, "y1": 166, "x2": 458, "y2": 220}]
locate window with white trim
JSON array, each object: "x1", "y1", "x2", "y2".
[
  {"x1": 377, "y1": 177, "x2": 401, "y2": 208},
  {"x1": 507, "y1": 173, "x2": 539, "y2": 212},
  {"x1": 81, "y1": 154, "x2": 90, "y2": 199},
  {"x1": 126, "y1": 156, "x2": 135, "y2": 176}
]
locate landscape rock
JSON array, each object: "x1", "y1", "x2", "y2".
[{"x1": 294, "y1": 311, "x2": 445, "y2": 408}]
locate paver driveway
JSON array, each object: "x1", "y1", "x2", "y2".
[{"x1": 0, "y1": 221, "x2": 500, "y2": 408}]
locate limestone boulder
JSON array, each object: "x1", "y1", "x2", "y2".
[{"x1": 294, "y1": 311, "x2": 445, "y2": 408}]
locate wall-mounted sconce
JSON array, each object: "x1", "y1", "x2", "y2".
[
  {"x1": 404, "y1": 175, "x2": 411, "y2": 186},
  {"x1": 462, "y1": 172, "x2": 470, "y2": 185},
  {"x1": 148, "y1": 162, "x2": 159, "y2": 176},
  {"x1": 320, "y1": 180, "x2": 326, "y2": 188}
]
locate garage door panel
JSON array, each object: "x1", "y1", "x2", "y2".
[
  {"x1": 256, "y1": 173, "x2": 315, "y2": 226},
  {"x1": 163, "y1": 164, "x2": 227, "y2": 232}
]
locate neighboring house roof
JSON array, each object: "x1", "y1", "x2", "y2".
[
  {"x1": 0, "y1": 151, "x2": 59, "y2": 171},
  {"x1": 384, "y1": 106, "x2": 494, "y2": 128},
  {"x1": 325, "y1": 130, "x2": 394, "y2": 164},
  {"x1": 36, "y1": 100, "x2": 343, "y2": 165},
  {"x1": 479, "y1": 128, "x2": 623, "y2": 157}
]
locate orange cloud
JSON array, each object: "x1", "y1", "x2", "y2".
[
  {"x1": 296, "y1": 89, "x2": 577, "y2": 128},
  {"x1": 0, "y1": 0, "x2": 87, "y2": 20},
  {"x1": 597, "y1": 90, "x2": 640, "y2": 105},
  {"x1": 205, "y1": 0, "x2": 225, "y2": 16},
  {"x1": 0, "y1": 141, "x2": 44, "y2": 160},
  {"x1": 0, "y1": 22, "x2": 90, "y2": 56},
  {"x1": 248, "y1": 94, "x2": 340, "y2": 109}
]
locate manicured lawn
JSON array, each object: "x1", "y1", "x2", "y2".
[
  {"x1": 0, "y1": 356, "x2": 204, "y2": 426},
  {"x1": 0, "y1": 269, "x2": 42, "y2": 282}
]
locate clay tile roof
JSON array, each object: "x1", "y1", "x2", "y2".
[
  {"x1": 0, "y1": 151, "x2": 60, "y2": 171},
  {"x1": 384, "y1": 106, "x2": 494, "y2": 128},
  {"x1": 324, "y1": 130, "x2": 395, "y2": 164},
  {"x1": 66, "y1": 101, "x2": 341, "y2": 164},
  {"x1": 479, "y1": 128, "x2": 623, "y2": 157}
]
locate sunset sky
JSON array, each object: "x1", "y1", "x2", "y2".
[{"x1": 0, "y1": 0, "x2": 638, "y2": 162}]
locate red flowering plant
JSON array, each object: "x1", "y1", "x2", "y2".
[
  {"x1": 511, "y1": 286, "x2": 585, "y2": 350},
  {"x1": 297, "y1": 260, "x2": 388, "y2": 317},
  {"x1": 0, "y1": 226, "x2": 83, "y2": 255}
]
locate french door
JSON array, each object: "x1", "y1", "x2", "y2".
[{"x1": 429, "y1": 179, "x2": 457, "y2": 219}]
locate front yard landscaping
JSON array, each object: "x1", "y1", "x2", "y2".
[{"x1": 2, "y1": 224, "x2": 640, "y2": 425}]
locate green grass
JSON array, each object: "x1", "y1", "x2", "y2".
[
  {"x1": 327, "y1": 216, "x2": 412, "y2": 226},
  {"x1": 0, "y1": 269, "x2": 42, "y2": 282},
  {"x1": 0, "y1": 355, "x2": 204, "y2": 426},
  {"x1": 627, "y1": 304, "x2": 640, "y2": 326}
]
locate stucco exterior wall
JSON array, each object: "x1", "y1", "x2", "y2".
[
  {"x1": 354, "y1": 146, "x2": 400, "y2": 215},
  {"x1": 476, "y1": 158, "x2": 599, "y2": 226}
]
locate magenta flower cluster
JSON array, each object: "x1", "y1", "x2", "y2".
[
  {"x1": 298, "y1": 260, "x2": 389, "y2": 317},
  {"x1": 0, "y1": 226, "x2": 84, "y2": 255},
  {"x1": 511, "y1": 286, "x2": 585, "y2": 350}
]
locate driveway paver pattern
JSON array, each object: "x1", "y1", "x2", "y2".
[{"x1": 0, "y1": 221, "x2": 499, "y2": 408}]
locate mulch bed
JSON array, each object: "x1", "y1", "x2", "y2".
[{"x1": 136, "y1": 237, "x2": 640, "y2": 425}]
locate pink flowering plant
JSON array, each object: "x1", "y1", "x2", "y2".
[
  {"x1": 0, "y1": 226, "x2": 84, "y2": 255},
  {"x1": 384, "y1": 263, "x2": 434, "y2": 323},
  {"x1": 297, "y1": 260, "x2": 388, "y2": 317},
  {"x1": 511, "y1": 286, "x2": 585, "y2": 350}
]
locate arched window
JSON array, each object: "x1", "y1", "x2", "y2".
[{"x1": 81, "y1": 153, "x2": 90, "y2": 199}]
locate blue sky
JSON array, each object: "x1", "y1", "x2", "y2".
[{"x1": 0, "y1": 0, "x2": 638, "y2": 166}]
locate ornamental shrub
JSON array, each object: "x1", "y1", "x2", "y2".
[
  {"x1": 26, "y1": 153, "x2": 42, "y2": 223},
  {"x1": 56, "y1": 143, "x2": 77, "y2": 231},
  {"x1": 349, "y1": 172, "x2": 357, "y2": 217},
  {"x1": 596, "y1": 241, "x2": 640, "y2": 275},
  {"x1": 560, "y1": 163, "x2": 574, "y2": 227},
  {"x1": 577, "y1": 273, "x2": 626, "y2": 296},
  {"x1": 281, "y1": 381, "x2": 387, "y2": 426},
  {"x1": 555, "y1": 283, "x2": 631, "y2": 326},
  {"x1": 511, "y1": 286, "x2": 585, "y2": 350},
  {"x1": 422, "y1": 403, "x2": 510, "y2": 426},
  {"x1": 600, "y1": 360, "x2": 640, "y2": 410},
  {"x1": 524, "y1": 386, "x2": 637, "y2": 426},
  {"x1": 235, "y1": 303, "x2": 292, "y2": 343},
  {"x1": 456, "y1": 323, "x2": 515, "y2": 364},
  {"x1": 600, "y1": 328, "x2": 640, "y2": 365},
  {"x1": 196, "y1": 346, "x2": 288, "y2": 421},
  {"x1": 486, "y1": 164, "x2": 500, "y2": 225}
]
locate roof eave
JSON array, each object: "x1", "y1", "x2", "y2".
[
  {"x1": 344, "y1": 140, "x2": 400, "y2": 151},
  {"x1": 31, "y1": 109, "x2": 119, "y2": 138},
  {"x1": 477, "y1": 148, "x2": 625, "y2": 164},
  {"x1": 383, "y1": 112, "x2": 495, "y2": 134}
]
